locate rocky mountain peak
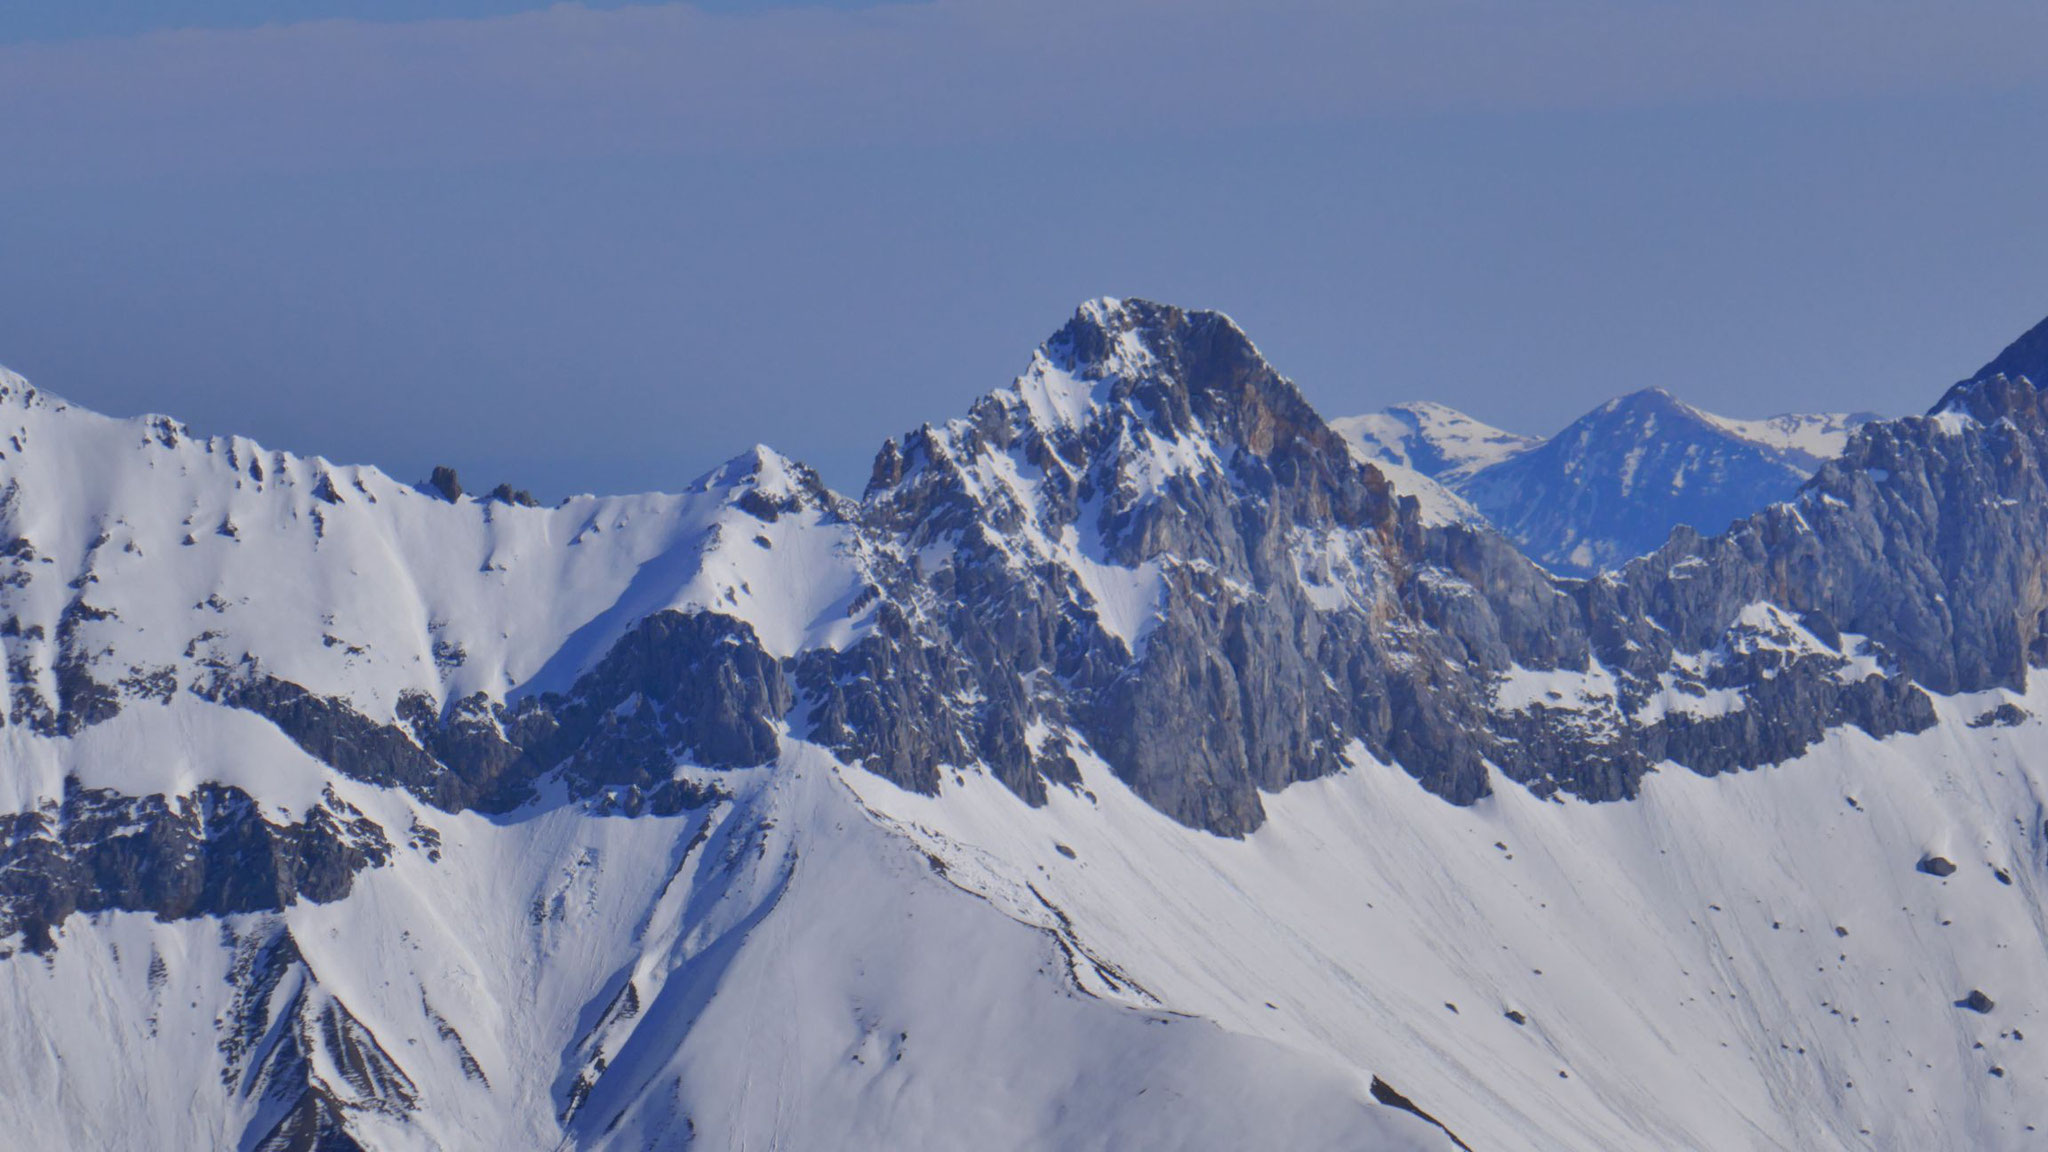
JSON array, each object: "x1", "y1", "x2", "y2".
[
  {"x1": 1584, "y1": 386, "x2": 1699, "y2": 426},
  {"x1": 1460, "y1": 398, "x2": 1797, "y2": 575},
  {"x1": 696, "y1": 443, "x2": 844, "y2": 523},
  {"x1": 1932, "y1": 312, "x2": 2048, "y2": 421},
  {"x1": 862, "y1": 299, "x2": 1397, "y2": 568},
  {"x1": 1967, "y1": 310, "x2": 2048, "y2": 390},
  {"x1": 14, "y1": 299, "x2": 2048, "y2": 1151},
  {"x1": 1037, "y1": 296, "x2": 1344, "y2": 467}
]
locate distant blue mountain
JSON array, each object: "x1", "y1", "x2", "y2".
[{"x1": 1340, "y1": 389, "x2": 1877, "y2": 576}]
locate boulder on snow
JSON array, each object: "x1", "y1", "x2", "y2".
[
  {"x1": 1957, "y1": 990, "x2": 1996, "y2": 1014},
  {"x1": 1968, "y1": 702, "x2": 2030, "y2": 728},
  {"x1": 1918, "y1": 855, "x2": 1958, "y2": 877}
]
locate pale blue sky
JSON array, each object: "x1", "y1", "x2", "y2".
[
  {"x1": 1, "y1": 1, "x2": 874, "y2": 43},
  {"x1": 3, "y1": 1, "x2": 2046, "y2": 497}
]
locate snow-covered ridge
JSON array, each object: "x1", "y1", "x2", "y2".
[
  {"x1": 0, "y1": 376, "x2": 875, "y2": 733},
  {"x1": 1332, "y1": 400, "x2": 1538, "y2": 483},
  {"x1": 1339, "y1": 387, "x2": 1879, "y2": 575},
  {"x1": 1701, "y1": 408, "x2": 1875, "y2": 468},
  {"x1": 5, "y1": 297, "x2": 2048, "y2": 1149}
]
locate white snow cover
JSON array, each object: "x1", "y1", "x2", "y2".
[
  {"x1": 1704, "y1": 410, "x2": 1875, "y2": 465},
  {"x1": 0, "y1": 365, "x2": 2034, "y2": 1150},
  {"x1": 853, "y1": 683, "x2": 2048, "y2": 1151},
  {"x1": 1332, "y1": 401, "x2": 1538, "y2": 483},
  {"x1": 0, "y1": 746, "x2": 1453, "y2": 1150},
  {"x1": 0, "y1": 369, "x2": 1453, "y2": 1148},
  {"x1": 0, "y1": 372, "x2": 875, "y2": 738},
  {"x1": 1356, "y1": 457, "x2": 1484, "y2": 528}
]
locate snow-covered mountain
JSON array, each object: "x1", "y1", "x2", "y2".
[
  {"x1": 4, "y1": 299, "x2": 2048, "y2": 1149},
  {"x1": 1330, "y1": 401, "x2": 1539, "y2": 483},
  {"x1": 1338, "y1": 391, "x2": 1875, "y2": 576},
  {"x1": 1328, "y1": 402, "x2": 1533, "y2": 530}
]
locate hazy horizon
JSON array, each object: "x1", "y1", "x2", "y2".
[{"x1": 5, "y1": 0, "x2": 2046, "y2": 498}]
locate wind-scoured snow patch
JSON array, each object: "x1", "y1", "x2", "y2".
[
  {"x1": 1290, "y1": 526, "x2": 1395, "y2": 613},
  {"x1": 1063, "y1": 530, "x2": 1166, "y2": 653},
  {"x1": 1011, "y1": 349, "x2": 1112, "y2": 434},
  {"x1": 1722, "y1": 601, "x2": 1838, "y2": 670},
  {"x1": 1492, "y1": 663, "x2": 1620, "y2": 714}
]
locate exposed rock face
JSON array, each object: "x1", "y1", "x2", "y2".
[
  {"x1": 801, "y1": 300, "x2": 1943, "y2": 832},
  {"x1": 1961, "y1": 311, "x2": 2048, "y2": 394},
  {"x1": 423, "y1": 466, "x2": 462, "y2": 503},
  {"x1": 1606, "y1": 372, "x2": 2048, "y2": 699},
  {"x1": 222, "y1": 928, "x2": 425, "y2": 1151},
  {"x1": 183, "y1": 609, "x2": 776, "y2": 817},
  {"x1": 1, "y1": 299, "x2": 2043, "y2": 868},
  {"x1": 0, "y1": 780, "x2": 390, "y2": 953},
  {"x1": 0, "y1": 606, "x2": 759, "y2": 948},
  {"x1": 541, "y1": 609, "x2": 790, "y2": 787}
]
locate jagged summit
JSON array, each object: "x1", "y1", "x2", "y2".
[
  {"x1": 693, "y1": 442, "x2": 844, "y2": 521},
  {"x1": 867, "y1": 296, "x2": 1396, "y2": 563},
  {"x1": 1025, "y1": 296, "x2": 1346, "y2": 464},
  {"x1": 1934, "y1": 310, "x2": 2048, "y2": 417},
  {"x1": 1969, "y1": 310, "x2": 2048, "y2": 389},
  {"x1": 11, "y1": 297, "x2": 2048, "y2": 1149}
]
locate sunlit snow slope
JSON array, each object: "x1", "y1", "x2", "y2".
[
  {"x1": 0, "y1": 366, "x2": 1450, "y2": 1150},
  {"x1": 3, "y1": 299, "x2": 2048, "y2": 1151}
]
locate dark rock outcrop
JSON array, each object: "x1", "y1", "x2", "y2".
[
  {"x1": 808, "y1": 300, "x2": 1953, "y2": 833},
  {"x1": 1369, "y1": 1076, "x2": 1476, "y2": 1152},
  {"x1": 222, "y1": 929, "x2": 418, "y2": 1151},
  {"x1": 423, "y1": 466, "x2": 463, "y2": 503},
  {"x1": 0, "y1": 609, "x2": 756, "y2": 947},
  {"x1": 196, "y1": 610, "x2": 775, "y2": 815},
  {"x1": 485, "y1": 482, "x2": 540, "y2": 508},
  {"x1": 7, "y1": 299, "x2": 2048, "y2": 851},
  {"x1": 0, "y1": 780, "x2": 389, "y2": 953},
  {"x1": 1969, "y1": 703, "x2": 2030, "y2": 729}
]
